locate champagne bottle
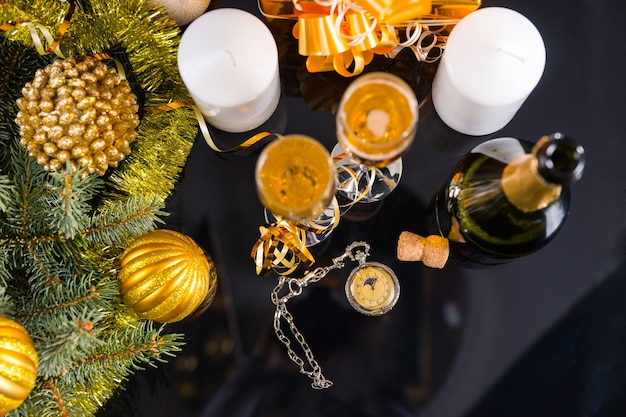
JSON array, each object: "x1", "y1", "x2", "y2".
[{"x1": 398, "y1": 133, "x2": 585, "y2": 267}]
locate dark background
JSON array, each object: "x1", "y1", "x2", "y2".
[{"x1": 103, "y1": 0, "x2": 626, "y2": 416}]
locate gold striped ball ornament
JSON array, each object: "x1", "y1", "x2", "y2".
[
  {"x1": 119, "y1": 229, "x2": 218, "y2": 323},
  {"x1": 0, "y1": 316, "x2": 39, "y2": 416}
]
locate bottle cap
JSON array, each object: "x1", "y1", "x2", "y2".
[{"x1": 397, "y1": 231, "x2": 449, "y2": 269}]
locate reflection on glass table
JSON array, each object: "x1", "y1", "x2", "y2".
[
  {"x1": 199, "y1": 186, "x2": 468, "y2": 417},
  {"x1": 103, "y1": 4, "x2": 467, "y2": 417}
]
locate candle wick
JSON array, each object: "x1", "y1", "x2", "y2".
[
  {"x1": 224, "y1": 49, "x2": 236, "y2": 66},
  {"x1": 497, "y1": 47, "x2": 525, "y2": 62}
]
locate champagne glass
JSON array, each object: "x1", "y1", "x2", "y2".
[
  {"x1": 256, "y1": 134, "x2": 338, "y2": 247},
  {"x1": 332, "y1": 72, "x2": 418, "y2": 206}
]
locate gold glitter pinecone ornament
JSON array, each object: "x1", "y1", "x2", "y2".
[
  {"x1": 0, "y1": 316, "x2": 39, "y2": 415},
  {"x1": 118, "y1": 229, "x2": 218, "y2": 323},
  {"x1": 15, "y1": 58, "x2": 140, "y2": 177}
]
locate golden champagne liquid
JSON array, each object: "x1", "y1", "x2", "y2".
[
  {"x1": 337, "y1": 73, "x2": 417, "y2": 165},
  {"x1": 256, "y1": 135, "x2": 335, "y2": 220}
]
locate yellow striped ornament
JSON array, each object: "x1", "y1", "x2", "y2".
[
  {"x1": 0, "y1": 316, "x2": 38, "y2": 416},
  {"x1": 119, "y1": 230, "x2": 218, "y2": 323}
]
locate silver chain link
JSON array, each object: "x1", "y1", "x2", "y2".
[{"x1": 270, "y1": 241, "x2": 370, "y2": 389}]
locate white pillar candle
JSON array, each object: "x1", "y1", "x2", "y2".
[
  {"x1": 178, "y1": 8, "x2": 281, "y2": 133},
  {"x1": 432, "y1": 7, "x2": 546, "y2": 136}
]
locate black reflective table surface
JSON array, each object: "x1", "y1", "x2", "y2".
[{"x1": 112, "y1": 1, "x2": 626, "y2": 416}]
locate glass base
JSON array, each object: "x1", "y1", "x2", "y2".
[{"x1": 332, "y1": 143, "x2": 403, "y2": 205}]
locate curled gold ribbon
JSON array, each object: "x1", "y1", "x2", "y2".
[
  {"x1": 297, "y1": 196, "x2": 341, "y2": 235},
  {"x1": 191, "y1": 105, "x2": 281, "y2": 153},
  {"x1": 252, "y1": 221, "x2": 315, "y2": 276},
  {"x1": 1, "y1": 0, "x2": 75, "y2": 58},
  {"x1": 252, "y1": 197, "x2": 341, "y2": 276},
  {"x1": 143, "y1": 103, "x2": 278, "y2": 154},
  {"x1": 333, "y1": 152, "x2": 391, "y2": 211},
  {"x1": 344, "y1": 10, "x2": 378, "y2": 51}
]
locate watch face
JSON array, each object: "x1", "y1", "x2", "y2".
[{"x1": 345, "y1": 262, "x2": 400, "y2": 316}]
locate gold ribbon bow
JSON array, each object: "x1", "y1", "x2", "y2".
[
  {"x1": 259, "y1": 0, "x2": 480, "y2": 77},
  {"x1": 358, "y1": 0, "x2": 432, "y2": 25}
]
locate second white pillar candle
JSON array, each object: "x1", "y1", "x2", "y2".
[{"x1": 432, "y1": 7, "x2": 546, "y2": 136}]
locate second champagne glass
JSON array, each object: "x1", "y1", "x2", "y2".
[{"x1": 332, "y1": 72, "x2": 418, "y2": 206}]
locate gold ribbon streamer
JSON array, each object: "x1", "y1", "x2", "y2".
[
  {"x1": 259, "y1": 0, "x2": 480, "y2": 76},
  {"x1": 301, "y1": 196, "x2": 341, "y2": 234},
  {"x1": 333, "y1": 152, "x2": 390, "y2": 212},
  {"x1": 191, "y1": 105, "x2": 281, "y2": 153},
  {"x1": 145, "y1": 101, "x2": 191, "y2": 113},
  {"x1": 143, "y1": 103, "x2": 279, "y2": 153},
  {"x1": 46, "y1": 0, "x2": 75, "y2": 56},
  {"x1": 1, "y1": 0, "x2": 75, "y2": 58},
  {"x1": 252, "y1": 221, "x2": 315, "y2": 276},
  {"x1": 252, "y1": 197, "x2": 341, "y2": 276}
]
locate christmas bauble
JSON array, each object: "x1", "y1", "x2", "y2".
[
  {"x1": 0, "y1": 316, "x2": 39, "y2": 415},
  {"x1": 150, "y1": 0, "x2": 212, "y2": 26},
  {"x1": 15, "y1": 58, "x2": 140, "y2": 177},
  {"x1": 118, "y1": 229, "x2": 218, "y2": 323}
]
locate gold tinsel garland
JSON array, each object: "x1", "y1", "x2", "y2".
[{"x1": 1, "y1": 0, "x2": 199, "y2": 415}]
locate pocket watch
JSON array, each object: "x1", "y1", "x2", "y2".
[
  {"x1": 345, "y1": 261, "x2": 400, "y2": 316},
  {"x1": 268, "y1": 241, "x2": 400, "y2": 389}
]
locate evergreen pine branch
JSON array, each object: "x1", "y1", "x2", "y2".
[
  {"x1": 45, "y1": 166, "x2": 104, "y2": 240},
  {"x1": 0, "y1": 120, "x2": 16, "y2": 171},
  {"x1": 20, "y1": 246, "x2": 82, "y2": 290},
  {"x1": 16, "y1": 322, "x2": 184, "y2": 417},
  {"x1": 75, "y1": 321, "x2": 183, "y2": 384},
  {"x1": 86, "y1": 194, "x2": 167, "y2": 249},
  {"x1": 3, "y1": 232, "x2": 89, "y2": 284},
  {"x1": 18, "y1": 379, "x2": 70, "y2": 417},
  {"x1": 17, "y1": 274, "x2": 117, "y2": 323},
  {"x1": 0, "y1": 286, "x2": 16, "y2": 316},
  {"x1": 28, "y1": 307, "x2": 106, "y2": 380},
  {"x1": 1, "y1": 2, "x2": 203, "y2": 416},
  {"x1": 0, "y1": 245, "x2": 12, "y2": 287},
  {"x1": 0, "y1": 31, "x2": 53, "y2": 124},
  {"x1": 0, "y1": 173, "x2": 15, "y2": 213},
  {"x1": 3, "y1": 155, "x2": 55, "y2": 242},
  {"x1": 3, "y1": 214, "x2": 93, "y2": 293}
]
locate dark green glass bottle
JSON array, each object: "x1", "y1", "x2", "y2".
[{"x1": 423, "y1": 133, "x2": 585, "y2": 267}]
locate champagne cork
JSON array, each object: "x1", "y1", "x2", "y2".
[{"x1": 397, "y1": 231, "x2": 449, "y2": 269}]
